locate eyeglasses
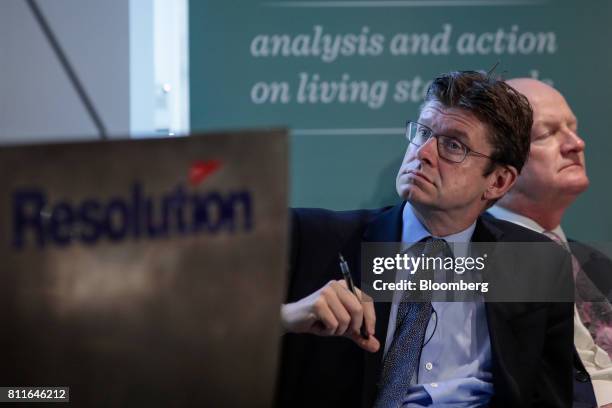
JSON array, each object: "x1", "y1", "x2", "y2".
[{"x1": 405, "y1": 121, "x2": 495, "y2": 164}]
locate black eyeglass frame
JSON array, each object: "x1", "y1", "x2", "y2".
[{"x1": 405, "y1": 120, "x2": 497, "y2": 164}]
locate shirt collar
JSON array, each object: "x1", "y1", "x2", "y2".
[
  {"x1": 401, "y1": 202, "x2": 477, "y2": 246},
  {"x1": 488, "y1": 205, "x2": 567, "y2": 242}
]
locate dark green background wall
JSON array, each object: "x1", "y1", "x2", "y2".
[{"x1": 190, "y1": 0, "x2": 612, "y2": 241}]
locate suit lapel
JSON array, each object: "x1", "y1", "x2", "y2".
[
  {"x1": 360, "y1": 202, "x2": 404, "y2": 408},
  {"x1": 474, "y1": 216, "x2": 527, "y2": 406}
]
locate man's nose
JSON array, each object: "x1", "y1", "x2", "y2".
[
  {"x1": 416, "y1": 136, "x2": 438, "y2": 165},
  {"x1": 560, "y1": 127, "x2": 585, "y2": 154}
]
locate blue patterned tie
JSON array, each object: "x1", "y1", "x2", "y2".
[{"x1": 374, "y1": 238, "x2": 450, "y2": 408}]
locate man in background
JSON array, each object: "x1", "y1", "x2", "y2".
[{"x1": 490, "y1": 78, "x2": 612, "y2": 407}]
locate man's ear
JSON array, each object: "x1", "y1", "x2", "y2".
[{"x1": 484, "y1": 165, "x2": 518, "y2": 201}]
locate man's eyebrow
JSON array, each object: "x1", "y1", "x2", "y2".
[
  {"x1": 419, "y1": 118, "x2": 471, "y2": 141},
  {"x1": 439, "y1": 128, "x2": 470, "y2": 141},
  {"x1": 532, "y1": 118, "x2": 577, "y2": 139},
  {"x1": 534, "y1": 119, "x2": 556, "y2": 128},
  {"x1": 536, "y1": 116, "x2": 578, "y2": 128}
]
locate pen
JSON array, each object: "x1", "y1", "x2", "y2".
[{"x1": 338, "y1": 253, "x2": 370, "y2": 339}]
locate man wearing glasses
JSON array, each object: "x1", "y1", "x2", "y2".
[{"x1": 278, "y1": 71, "x2": 574, "y2": 407}]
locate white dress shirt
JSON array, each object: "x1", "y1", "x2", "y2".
[{"x1": 489, "y1": 205, "x2": 612, "y2": 406}]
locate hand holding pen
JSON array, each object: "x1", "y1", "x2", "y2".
[
  {"x1": 338, "y1": 253, "x2": 371, "y2": 340},
  {"x1": 280, "y1": 254, "x2": 379, "y2": 353}
]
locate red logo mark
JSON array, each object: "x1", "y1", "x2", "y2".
[{"x1": 189, "y1": 160, "x2": 222, "y2": 186}]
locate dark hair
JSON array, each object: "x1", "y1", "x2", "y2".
[{"x1": 423, "y1": 70, "x2": 532, "y2": 175}]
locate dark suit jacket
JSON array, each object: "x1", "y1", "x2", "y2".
[
  {"x1": 568, "y1": 240, "x2": 612, "y2": 408},
  {"x1": 277, "y1": 203, "x2": 574, "y2": 408},
  {"x1": 484, "y1": 211, "x2": 612, "y2": 408}
]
